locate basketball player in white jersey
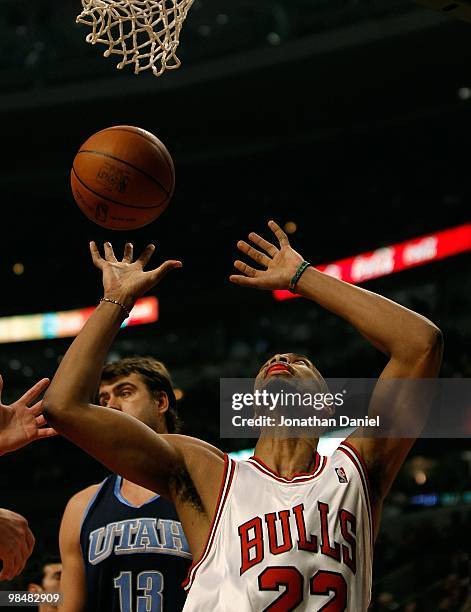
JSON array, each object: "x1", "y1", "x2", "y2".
[{"x1": 43, "y1": 221, "x2": 442, "y2": 611}]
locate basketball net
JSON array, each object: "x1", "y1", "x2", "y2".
[{"x1": 77, "y1": 0, "x2": 194, "y2": 77}]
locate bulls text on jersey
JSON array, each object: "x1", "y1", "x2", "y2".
[{"x1": 238, "y1": 501, "x2": 356, "y2": 576}]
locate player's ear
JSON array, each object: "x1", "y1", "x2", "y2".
[
  {"x1": 27, "y1": 583, "x2": 42, "y2": 594},
  {"x1": 155, "y1": 391, "x2": 169, "y2": 415}
]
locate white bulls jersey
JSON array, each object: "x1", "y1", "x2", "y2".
[{"x1": 183, "y1": 441, "x2": 373, "y2": 611}]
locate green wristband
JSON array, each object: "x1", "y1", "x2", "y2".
[{"x1": 289, "y1": 261, "x2": 311, "y2": 293}]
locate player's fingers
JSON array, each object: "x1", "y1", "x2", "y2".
[
  {"x1": 248, "y1": 232, "x2": 278, "y2": 258},
  {"x1": 89, "y1": 242, "x2": 104, "y2": 269},
  {"x1": 122, "y1": 242, "x2": 134, "y2": 263},
  {"x1": 237, "y1": 241, "x2": 271, "y2": 267},
  {"x1": 15, "y1": 541, "x2": 28, "y2": 575},
  {"x1": 229, "y1": 274, "x2": 261, "y2": 287},
  {"x1": 29, "y1": 399, "x2": 45, "y2": 417},
  {"x1": 233, "y1": 260, "x2": 259, "y2": 278},
  {"x1": 268, "y1": 220, "x2": 289, "y2": 247},
  {"x1": 18, "y1": 379, "x2": 50, "y2": 407},
  {"x1": 147, "y1": 260, "x2": 182, "y2": 284},
  {"x1": 31, "y1": 405, "x2": 57, "y2": 438},
  {"x1": 0, "y1": 557, "x2": 15, "y2": 581},
  {"x1": 11, "y1": 551, "x2": 24, "y2": 579},
  {"x1": 103, "y1": 242, "x2": 118, "y2": 262},
  {"x1": 24, "y1": 526, "x2": 35, "y2": 556},
  {"x1": 36, "y1": 427, "x2": 58, "y2": 440},
  {"x1": 137, "y1": 244, "x2": 156, "y2": 268},
  {"x1": 16, "y1": 555, "x2": 28, "y2": 579},
  {"x1": 34, "y1": 414, "x2": 46, "y2": 427}
]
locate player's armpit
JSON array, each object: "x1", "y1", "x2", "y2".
[
  {"x1": 347, "y1": 331, "x2": 443, "y2": 507},
  {"x1": 162, "y1": 435, "x2": 227, "y2": 559},
  {"x1": 164, "y1": 435, "x2": 226, "y2": 514},
  {"x1": 59, "y1": 486, "x2": 98, "y2": 612}
]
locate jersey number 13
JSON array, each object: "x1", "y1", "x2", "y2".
[{"x1": 114, "y1": 570, "x2": 164, "y2": 612}]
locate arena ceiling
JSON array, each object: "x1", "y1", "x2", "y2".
[{"x1": 0, "y1": 1, "x2": 469, "y2": 315}]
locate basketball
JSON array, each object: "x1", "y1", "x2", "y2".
[{"x1": 70, "y1": 125, "x2": 175, "y2": 230}]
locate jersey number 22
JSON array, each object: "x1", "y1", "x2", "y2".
[{"x1": 259, "y1": 567, "x2": 347, "y2": 611}]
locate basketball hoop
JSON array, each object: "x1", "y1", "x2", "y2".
[{"x1": 76, "y1": 0, "x2": 195, "y2": 77}]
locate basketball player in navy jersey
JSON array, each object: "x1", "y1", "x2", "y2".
[
  {"x1": 59, "y1": 357, "x2": 191, "y2": 611},
  {"x1": 43, "y1": 223, "x2": 442, "y2": 610}
]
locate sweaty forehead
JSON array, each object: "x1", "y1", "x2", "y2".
[{"x1": 98, "y1": 372, "x2": 142, "y2": 394}]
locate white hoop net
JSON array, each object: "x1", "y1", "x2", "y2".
[{"x1": 77, "y1": 0, "x2": 195, "y2": 77}]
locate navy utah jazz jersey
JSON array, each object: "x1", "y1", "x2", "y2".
[{"x1": 80, "y1": 474, "x2": 191, "y2": 611}]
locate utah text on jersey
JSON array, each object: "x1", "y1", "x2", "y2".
[
  {"x1": 88, "y1": 517, "x2": 191, "y2": 564},
  {"x1": 183, "y1": 442, "x2": 373, "y2": 611}
]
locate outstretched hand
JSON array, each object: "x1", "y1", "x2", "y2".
[
  {"x1": 0, "y1": 508, "x2": 35, "y2": 581},
  {"x1": 230, "y1": 220, "x2": 304, "y2": 290},
  {"x1": 0, "y1": 376, "x2": 56, "y2": 456},
  {"x1": 90, "y1": 242, "x2": 182, "y2": 310}
]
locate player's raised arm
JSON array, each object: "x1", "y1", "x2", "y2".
[
  {"x1": 43, "y1": 242, "x2": 184, "y2": 498},
  {"x1": 231, "y1": 220, "x2": 443, "y2": 506}
]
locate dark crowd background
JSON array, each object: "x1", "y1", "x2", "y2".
[{"x1": 0, "y1": 0, "x2": 470, "y2": 610}]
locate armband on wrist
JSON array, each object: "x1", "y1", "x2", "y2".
[{"x1": 288, "y1": 261, "x2": 311, "y2": 293}]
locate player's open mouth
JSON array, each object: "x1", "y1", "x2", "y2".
[{"x1": 265, "y1": 363, "x2": 293, "y2": 377}]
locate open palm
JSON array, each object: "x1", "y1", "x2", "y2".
[
  {"x1": 90, "y1": 241, "x2": 182, "y2": 310},
  {"x1": 0, "y1": 376, "x2": 56, "y2": 456},
  {"x1": 230, "y1": 220, "x2": 304, "y2": 290}
]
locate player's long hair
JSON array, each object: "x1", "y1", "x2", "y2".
[{"x1": 100, "y1": 356, "x2": 182, "y2": 433}]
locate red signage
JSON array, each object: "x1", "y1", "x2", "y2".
[
  {"x1": 125, "y1": 297, "x2": 159, "y2": 327},
  {"x1": 273, "y1": 223, "x2": 471, "y2": 301}
]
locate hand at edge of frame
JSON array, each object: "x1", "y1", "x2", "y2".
[{"x1": 0, "y1": 376, "x2": 56, "y2": 456}]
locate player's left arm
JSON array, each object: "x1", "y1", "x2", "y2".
[
  {"x1": 59, "y1": 486, "x2": 99, "y2": 612},
  {"x1": 231, "y1": 220, "x2": 443, "y2": 506},
  {"x1": 346, "y1": 339, "x2": 442, "y2": 505}
]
